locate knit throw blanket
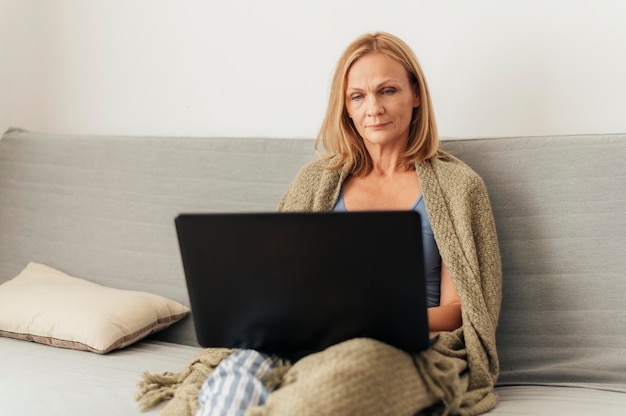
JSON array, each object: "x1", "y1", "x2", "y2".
[{"x1": 136, "y1": 151, "x2": 502, "y2": 415}]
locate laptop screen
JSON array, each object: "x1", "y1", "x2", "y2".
[{"x1": 176, "y1": 211, "x2": 429, "y2": 361}]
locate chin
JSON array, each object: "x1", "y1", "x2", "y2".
[{"x1": 362, "y1": 134, "x2": 403, "y2": 147}]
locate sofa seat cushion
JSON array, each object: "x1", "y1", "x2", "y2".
[
  {"x1": 491, "y1": 385, "x2": 626, "y2": 415},
  {"x1": 0, "y1": 336, "x2": 204, "y2": 415}
]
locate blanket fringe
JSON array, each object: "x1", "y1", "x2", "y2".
[
  {"x1": 135, "y1": 348, "x2": 235, "y2": 414},
  {"x1": 136, "y1": 370, "x2": 190, "y2": 411},
  {"x1": 262, "y1": 358, "x2": 292, "y2": 391}
]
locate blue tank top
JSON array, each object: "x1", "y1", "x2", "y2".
[{"x1": 333, "y1": 188, "x2": 441, "y2": 307}]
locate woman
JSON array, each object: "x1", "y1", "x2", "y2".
[{"x1": 197, "y1": 32, "x2": 502, "y2": 416}]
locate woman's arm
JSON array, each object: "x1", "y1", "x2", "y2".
[{"x1": 427, "y1": 262, "x2": 462, "y2": 332}]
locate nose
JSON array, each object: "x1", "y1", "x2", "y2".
[{"x1": 365, "y1": 95, "x2": 384, "y2": 117}]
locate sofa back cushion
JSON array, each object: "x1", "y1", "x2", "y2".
[{"x1": 441, "y1": 135, "x2": 626, "y2": 390}]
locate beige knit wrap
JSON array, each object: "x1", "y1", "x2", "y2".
[{"x1": 136, "y1": 151, "x2": 502, "y2": 415}]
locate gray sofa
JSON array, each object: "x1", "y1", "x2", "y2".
[{"x1": 0, "y1": 128, "x2": 624, "y2": 415}]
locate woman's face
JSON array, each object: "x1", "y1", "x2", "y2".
[{"x1": 345, "y1": 52, "x2": 420, "y2": 149}]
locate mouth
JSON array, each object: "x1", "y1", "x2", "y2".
[{"x1": 367, "y1": 122, "x2": 390, "y2": 130}]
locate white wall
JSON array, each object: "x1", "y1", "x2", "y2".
[{"x1": 2, "y1": 0, "x2": 626, "y2": 139}]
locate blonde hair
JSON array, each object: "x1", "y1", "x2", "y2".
[{"x1": 316, "y1": 32, "x2": 439, "y2": 176}]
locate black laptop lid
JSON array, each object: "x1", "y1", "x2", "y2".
[{"x1": 175, "y1": 211, "x2": 429, "y2": 361}]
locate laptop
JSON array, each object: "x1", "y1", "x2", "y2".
[{"x1": 175, "y1": 211, "x2": 430, "y2": 361}]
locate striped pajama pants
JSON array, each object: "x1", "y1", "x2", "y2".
[{"x1": 196, "y1": 349, "x2": 277, "y2": 416}]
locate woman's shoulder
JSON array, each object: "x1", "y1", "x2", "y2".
[
  {"x1": 431, "y1": 150, "x2": 484, "y2": 183},
  {"x1": 291, "y1": 157, "x2": 344, "y2": 183},
  {"x1": 278, "y1": 157, "x2": 345, "y2": 212},
  {"x1": 299, "y1": 156, "x2": 341, "y2": 172},
  {"x1": 423, "y1": 150, "x2": 488, "y2": 197}
]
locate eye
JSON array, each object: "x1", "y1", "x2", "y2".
[
  {"x1": 350, "y1": 93, "x2": 363, "y2": 101},
  {"x1": 381, "y1": 88, "x2": 395, "y2": 95}
]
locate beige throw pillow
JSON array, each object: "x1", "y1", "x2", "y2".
[{"x1": 0, "y1": 262, "x2": 190, "y2": 353}]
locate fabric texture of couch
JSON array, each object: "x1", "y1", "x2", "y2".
[{"x1": 0, "y1": 128, "x2": 624, "y2": 415}]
